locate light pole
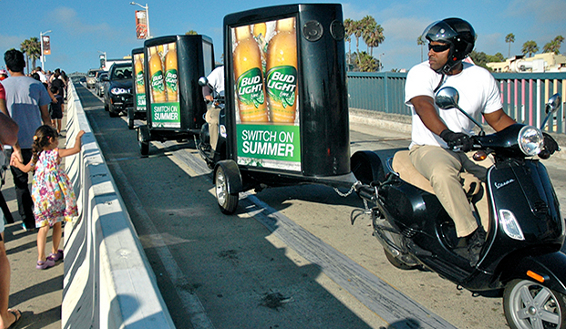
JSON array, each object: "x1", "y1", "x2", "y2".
[
  {"x1": 378, "y1": 53, "x2": 385, "y2": 72},
  {"x1": 98, "y1": 51, "x2": 107, "y2": 70},
  {"x1": 130, "y1": 2, "x2": 151, "y2": 39},
  {"x1": 40, "y1": 30, "x2": 52, "y2": 71}
]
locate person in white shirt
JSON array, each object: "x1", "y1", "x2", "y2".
[
  {"x1": 405, "y1": 18, "x2": 518, "y2": 266},
  {"x1": 202, "y1": 65, "x2": 224, "y2": 151}
]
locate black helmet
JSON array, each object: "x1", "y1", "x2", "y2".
[{"x1": 423, "y1": 18, "x2": 476, "y2": 73}]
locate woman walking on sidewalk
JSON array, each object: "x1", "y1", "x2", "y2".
[{"x1": 11, "y1": 125, "x2": 84, "y2": 269}]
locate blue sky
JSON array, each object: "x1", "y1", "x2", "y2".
[{"x1": 1, "y1": 0, "x2": 564, "y2": 74}]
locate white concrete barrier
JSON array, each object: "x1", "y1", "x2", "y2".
[{"x1": 62, "y1": 81, "x2": 175, "y2": 328}]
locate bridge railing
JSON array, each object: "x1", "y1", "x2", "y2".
[{"x1": 347, "y1": 71, "x2": 566, "y2": 133}]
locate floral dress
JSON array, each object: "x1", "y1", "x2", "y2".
[{"x1": 31, "y1": 148, "x2": 77, "y2": 227}]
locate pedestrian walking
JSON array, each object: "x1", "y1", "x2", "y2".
[
  {"x1": 10, "y1": 125, "x2": 84, "y2": 270},
  {"x1": 3, "y1": 49, "x2": 53, "y2": 231},
  {"x1": 49, "y1": 86, "x2": 64, "y2": 135},
  {"x1": 0, "y1": 102, "x2": 22, "y2": 329}
]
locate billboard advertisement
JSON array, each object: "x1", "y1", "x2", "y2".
[
  {"x1": 147, "y1": 42, "x2": 180, "y2": 128},
  {"x1": 135, "y1": 10, "x2": 148, "y2": 39},
  {"x1": 42, "y1": 36, "x2": 51, "y2": 55},
  {"x1": 133, "y1": 52, "x2": 146, "y2": 113},
  {"x1": 231, "y1": 17, "x2": 300, "y2": 171}
]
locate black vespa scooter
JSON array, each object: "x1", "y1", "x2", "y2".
[{"x1": 353, "y1": 87, "x2": 566, "y2": 329}]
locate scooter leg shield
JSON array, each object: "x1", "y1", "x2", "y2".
[{"x1": 499, "y1": 251, "x2": 566, "y2": 295}]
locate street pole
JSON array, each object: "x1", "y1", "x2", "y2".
[{"x1": 40, "y1": 30, "x2": 52, "y2": 71}]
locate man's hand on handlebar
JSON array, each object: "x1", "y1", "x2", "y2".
[
  {"x1": 440, "y1": 129, "x2": 473, "y2": 152},
  {"x1": 539, "y1": 132, "x2": 560, "y2": 159}
]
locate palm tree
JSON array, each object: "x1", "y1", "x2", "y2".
[
  {"x1": 27, "y1": 37, "x2": 41, "y2": 70},
  {"x1": 417, "y1": 35, "x2": 426, "y2": 62},
  {"x1": 363, "y1": 21, "x2": 384, "y2": 57},
  {"x1": 360, "y1": 15, "x2": 376, "y2": 53},
  {"x1": 505, "y1": 33, "x2": 515, "y2": 59},
  {"x1": 543, "y1": 35, "x2": 564, "y2": 54},
  {"x1": 20, "y1": 39, "x2": 31, "y2": 74},
  {"x1": 344, "y1": 19, "x2": 354, "y2": 69},
  {"x1": 357, "y1": 51, "x2": 377, "y2": 72},
  {"x1": 522, "y1": 40, "x2": 538, "y2": 57},
  {"x1": 352, "y1": 19, "x2": 363, "y2": 56}
]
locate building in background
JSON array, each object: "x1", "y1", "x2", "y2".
[{"x1": 487, "y1": 52, "x2": 566, "y2": 73}]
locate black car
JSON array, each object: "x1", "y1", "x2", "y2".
[{"x1": 104, "y1": 63, "x2": 134, "y2": 117}]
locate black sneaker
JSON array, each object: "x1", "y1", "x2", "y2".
[{"x1": 467, "y1": 228, "x2": 486, "y2": 267}]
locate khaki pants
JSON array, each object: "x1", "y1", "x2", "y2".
[
  {"x1": 409, "y1": 145, "x2": 489, "y2": 237},
  {"x1": 205, "y1": 104, "x2": 221, "y2": 151}
]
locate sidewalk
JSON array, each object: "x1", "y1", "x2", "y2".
[{"x1": 1, "y1": 131, "x2": 69, "y2": 329}]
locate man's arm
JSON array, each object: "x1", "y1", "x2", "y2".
[
  {"x1": 0, "y1": 112, "x2": 18, "y2": 146},
  {"x1": 410, "y1": 95, "x2": 448, "y2": 136},
  {"x1": 39, "y1": 104, "x2": 52, "y2": 127},
  {"x1": 483, "y1": 109, "x2": 516, "y2": 132}
]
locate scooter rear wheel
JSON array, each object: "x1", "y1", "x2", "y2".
[{"x1": 503, "y1": 279, "x2": 566, "y2": 329}]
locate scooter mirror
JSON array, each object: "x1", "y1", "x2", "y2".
[
  {"x1": 435, "y1": 86, "x2": 486, "y2": 136},
  {"x1": 198, "y1": 77, "x2": 209, "y2": 87},
  {"x1": 546, "y1": 93, "x2": 561, "y2": 114},
  {"x1": 435, "y1": 87, "x2": 460, "y2": 110},
  {"x1": 541, "y1": 93, "x2": 562, "y2": 129}
]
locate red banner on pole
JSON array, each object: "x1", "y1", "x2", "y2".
[
  {"x1": 42, "y1": 36, "x2": 51, "y2": 55},
  {"x1": 135, "y1": 10, "x2": 148, "y2": 39}
]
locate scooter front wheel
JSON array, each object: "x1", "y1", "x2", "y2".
[{"x1": 504, "y1": 279, "x2": 566, "y2": 329}]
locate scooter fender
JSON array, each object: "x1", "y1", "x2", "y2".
[
  {"x1": 499, "y1": 251, "x2": 566, "y2": 294},
  {"x1": 214, "y1": 160, "x2": 243, "y2": 195}
]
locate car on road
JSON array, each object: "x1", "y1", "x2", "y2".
[
  {"x1": 95, "y1": 71, "x2": 108, "y2": 97},
  {"x1": 86, "y1": 68, "x2": 102, "y2": 89},
  {"x1": 103, "y1": 63, "x2": 134, "y2": 117}
]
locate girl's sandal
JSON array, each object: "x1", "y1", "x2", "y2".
[
  {"x1": 6, "y1": 308, "x2": 22, "y2": 328},
  {"x1": 48, "y1": 249, "x2": 64, "y2": 262},
  {"x1": 36, "y1": 259, "x2": 55, "y2": 270}
]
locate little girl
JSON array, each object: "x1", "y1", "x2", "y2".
[{"x1": 11, "y1": 125, "x2": 85, "y2": 269}]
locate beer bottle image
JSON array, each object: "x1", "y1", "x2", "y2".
[
  {"x1": 233, "y1": 25, "x2": 269, "y2": 122},
  {"x1": 164, "y1": 43, "x2": 178, "y2": 102},
  {"x1": 253, "y1": 23, "x2": 267, "y2": 74},
  {"x1": 266, "y1": 17, "x2": 298, "y2": 123},
  {"x1": 134, "y1": 54, "x2": 145, "y2": 94},
  {"x1": 149, "y1": 46, "x2": 167, "y2": 103}
]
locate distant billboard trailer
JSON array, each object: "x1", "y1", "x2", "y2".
[
  {"x1": 129, "y1": 47, "x2": 147, "y2": 129},
  {"x1": 136, "y1": 34, "x2": 215, "y2": 155}
]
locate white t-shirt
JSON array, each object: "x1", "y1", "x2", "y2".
[
  {"x1": 405, "y1": 61, "x2": 502, "y2": 149},
  {"x1": 207, "y1": 66, "x2": 224, "y2": 94}
]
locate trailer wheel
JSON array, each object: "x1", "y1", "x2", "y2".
[
  {"x1": 138, "y1": 125, "x2": 150, "y2": 156},
  {"x1": 214, "y1": 163, "x2": 240, "y2": 214},
  {"x1": 503, "y1": 279, "x2": 566, "y2": 329}
]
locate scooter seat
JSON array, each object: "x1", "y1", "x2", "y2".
[{"x1": 391, "y1": 150, "x2": 481, "y2": 197}]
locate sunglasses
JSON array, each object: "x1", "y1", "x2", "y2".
[{"x1": 428, "y1": 44, "x2": 451, "y2": 52}]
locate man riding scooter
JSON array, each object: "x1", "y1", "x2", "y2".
[
  {"x1": 405, "y1": 17, "x2": 558, "y2": 266},
  {"x1": 201, "y1": 65, "x2": 224, "y2": 153}
]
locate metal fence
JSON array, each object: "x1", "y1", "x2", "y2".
[{"x1": 347, "y1": 71, "x2": 566, "y2": 134}]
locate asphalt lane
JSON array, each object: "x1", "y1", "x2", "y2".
[{"x1": 76, "y1": 80, "x2": 566, "y2": 329}]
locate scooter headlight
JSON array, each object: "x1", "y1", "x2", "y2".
[
  {"x1": 499, "y1": 209, "x2": 525, "y2": 241},
  {"x1": 518, "y1": 125, "x2": 543, "y2": 156}
]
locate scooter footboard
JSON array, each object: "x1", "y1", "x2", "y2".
[{"x1": 499, "y1": 251, "x2": 566, "y2": 294}]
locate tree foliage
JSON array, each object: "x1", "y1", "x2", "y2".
[
  {"x1": 343, "y1": 15, "x2": 384, "y2": 72},
  {"x1": 543, "y1": 36, "x2": 564, "y2": 54},
  {"x1": 522, "y1": 40, "x2": 539, "y2": 57}
]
